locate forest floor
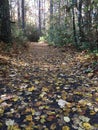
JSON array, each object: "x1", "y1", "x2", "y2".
[{"x1": 0, "y1": 42, "x2": 98, "y2": 130}]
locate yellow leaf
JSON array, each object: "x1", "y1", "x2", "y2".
[
  {"x1": 26, "y1": 115, "x2": 32, "y2": 121},
  {"x1": 42, "y1": 87, "x2": 49, "y2": 92},
  {"x1": 50, "y1": 123, "x2": 56, "y2": 130},
  {"x1": 0, "y1": 108, "x2": 4, "y2": 116},
  {"x1": 28, "y1": 86, "x2": 35, "y2": 92},
  {"x1": 0, "y1": 100, "x2": 3, "y2": 103},
  {"x1": 90, "y1": 110, "x2": 96, "y2": 115},
  {"x1": 25, "y1": 126, "x2": 33, "y2": 130},
  {"x1": 42, "y1": 97, "x2": 47, "y2": 101},
  {"x1": 13, "y1": 97, "x2": 18, "y2": 102},
  {"x1": 94, "y1": 124, "x2": 98, "y2": 128},
  {"x1": 78, "y1": 99, "x2": 88, "y2": 106},
  {"x1": 40, "y1": 118, "x2": 46, "y2": 124},
  {"x1": 31, "y1": 109, "x2": 35, "y2": 115},
  {"x1": 95, "y1": 97, "x2": 98, "y2": 102},
  {"x1": 44, "y1": 128, "x2": 49, "y2": 130},
  {"x1": 0, "y1": 122, "x2": 2, "y2": 128},
  {"x1": 62, "y1": 126, "x2": 70, "y2": 130},
  {"x1": 12, "y1": 125, "x2": 20, "y2": 130},
  {"x1": 25, "y1": 108, "x2": 31, "y2": 113},
  {"x1": 74, "y1": 92, "x2": 82, "y2": 95},
  {"x1": 82, "y1": 122, "x2": 92, "y2": 130},
  {"x1": 61, "y1": 91, "x2": 67, "y2": 100}
]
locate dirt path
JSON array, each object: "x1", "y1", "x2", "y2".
[{"x1": 0, "y1": 42, "x2": 98, "y2": 130}]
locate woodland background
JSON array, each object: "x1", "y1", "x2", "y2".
[{"x1": 0, "y1": 0, "x2": 98, "y2": 51}]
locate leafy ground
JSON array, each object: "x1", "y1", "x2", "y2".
[{"x1": 0, "y1": 42, "x2": 98, "y2": 130}]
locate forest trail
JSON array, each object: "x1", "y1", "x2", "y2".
[{"x1": 0, "y1": 42, "x2": 98, "y2": 130}]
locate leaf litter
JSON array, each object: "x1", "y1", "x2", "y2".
[{"x1": 0, "y1": 42, "x2": 98, "y2": 130}]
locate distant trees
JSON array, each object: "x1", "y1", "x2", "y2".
[
  {"x1": 0, "y1": 0, "x2": 98, "y2": 50},
  {"x1": 46, "y1": 0, "x2": 98, "y2": 50},
  {"x1": 0, "y1": 0, "x2": 11, "y2": 43}
]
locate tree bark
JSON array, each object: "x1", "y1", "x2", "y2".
[
  {"x1": 78, "y1": 0, "x2": 83, "y2": 42},
  {"x1": 50, "y1": 0, "x2": 53, "y2": 22},
  {"x1": 0, "y1": 0, "x2": 11, "y2": 43},
  {"x1": 38, "y1": 0, "x2": 41, "y2": 35},
  {"x1": 17, "y1": 0, "x2": 21, "y2": 27},
  {"x1": 21, "y1": 0, "x2": 25, "y2": 30},
  {"x1": 72, "y1": 0, "x2": 78, "y2": 46}
]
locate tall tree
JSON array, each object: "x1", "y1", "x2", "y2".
[
  {"x1": 17, "y1": 0, "x2": 21, "y2": 27},
  {"x1": 72, "y1": 0, "x2": 78, "y2": 46},
  {"x1": 21, "y1": 0, "x2": 25, "y2": 30},
  {"x1": 50, "y1": 0, "x2": 53, "y2": 22},
  {"x1": 0, "y1": 0, "x2": 11, "y2": 43},
  {"x1": 38, "y1": 0, "x2": 41, "y2": 35},
  {"x1": 78, "y1": 0, "x2": 83, "y2": 42}
]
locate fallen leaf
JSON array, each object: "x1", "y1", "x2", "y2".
[
  {"x1": 28, "y1": 86, "x2": 35, "y2": 91},
  {"x1": 0, "y1": 108, "x2": 4, "y2": 116},
  {"x1": 5, "y1": 119, "x2": 15, "y2": 126},
  {"x1": 64, "y1": 116, "x2": 70, "y2": 122},
  {"x1": 50, "y1": 123, "x2": 56, "y2": 130},
  {"x1": 82, "y1": 122, "x2": 92, "y2": 130},
  {"x1": 62, "y1": 126, "x2": 70, "y2": 130},
  {"x1": 25, "y1": 115, "x2": 32, "y2": 121},
  {"x1": 57, "y1": 99, "x2": 66, "y2": 108}
]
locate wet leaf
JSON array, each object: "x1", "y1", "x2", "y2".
[{"x1": 62, "y1": 126, "x2": 70, "y2": 130}]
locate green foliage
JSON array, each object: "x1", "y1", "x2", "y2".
[
  {"x1": 11, "y1": 24, "x2": 28, "y2": 44},
  {"x1": 79, "y1": 42, "x2": 91, "y2": 50},
  {"x1": 38, "y1": 36, "x2": 46, "y2": 42},
  {"x1": 79, "y1": 41, "x2": 98, "y2": 52},
  {"x1": 11, "y1": 23, "x2": 40, "y2": 44},
  {"x1": 46, "y1": 23, "x2": 73, "y2": 46}
]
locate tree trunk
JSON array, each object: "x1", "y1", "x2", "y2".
[
  {"x1": 72, "y1": 0, "x2": 78, "y2": 47},
  {"x1": 0, "y1": 0, "x2": 11, "y2": 43},
  {"x1": 21, "y1": 0, "x2": 25, "y2": 30},
  {"x1": 38, "y1": 0, "x2": 41, "y2": 35},
  {"x1": 58, "y1": 0, "x2": 61, "y2": 25},
  {"x1": 78, "y1": 0, "x2": 83, "y2": 42},
  {"x1": 50, "y1": 0, "x2": 53, "y2": 23},
  {"x1": 17, "y1": 0, "x2": 21, "y2": 27}
]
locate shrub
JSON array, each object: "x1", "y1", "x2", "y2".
[
  {"x1": 25, "y1": 24, "x2": 39, "y2": 42},
  {"x1": 46, "y1": 23, "x2": 73, "y2": 46},
  {"x1": 11, "y1": 24, "x2": 28, "y2": 45}
]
